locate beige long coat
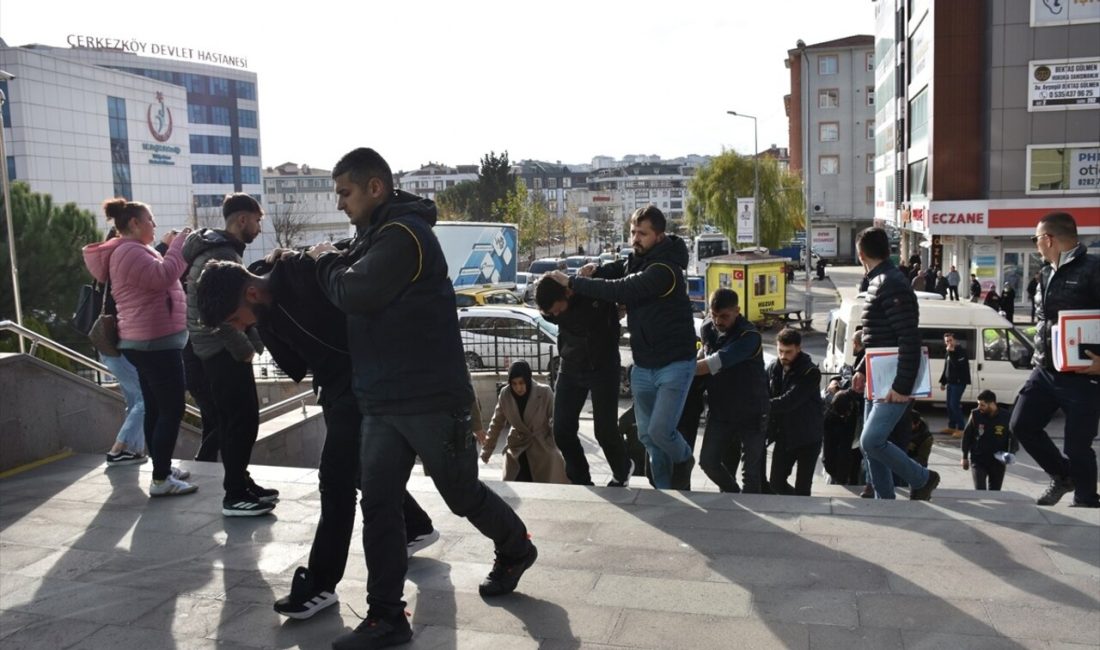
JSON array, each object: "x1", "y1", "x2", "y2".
[{"x1": 482, "y1": 382, "x2": 569, "y2": 483}]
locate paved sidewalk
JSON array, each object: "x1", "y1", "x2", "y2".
[{"x1": 1, "y1": 452, "x2": 1097, "y2": 649}]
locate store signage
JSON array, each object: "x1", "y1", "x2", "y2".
[
  {"x1": 811, "y1": 226, "x2": 838, "y2": 257},
  {"x1": 67, "y1": 34, "x2": 248, "y2": 69},
  {"x1": 1031, "y1": 0, "x2": 1100, "y2": 27},
  {"x1": 926, "y1": 201, "x2": 989, "y2": 235},
  {"x1": 1069, "y1": 147, "x2": 1100, "y2": 188},
  {"x1": 1029, "y1": 58, "x2": 1099, "y2": 110}
]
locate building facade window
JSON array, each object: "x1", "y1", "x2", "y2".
[
  {"x1": 6, "y1": 156, "x2": 15, "y2": 182},
  {"x1": 818, "y1": 89, "x2": 839, "y2": 109},
  {"x1": 192, "y1": 165, "x2": 235, "y2": 184},
  {"x1": 209, "y1": 77, "x2": 230, "y2": 96},
  {"x1": 866, "y1": 119, "x2": 875, "y2": 139},
  {"x1": 818, "y1": 55, "x2": 838, "y2": 75},
  {"x1": 1027, "y1": 143, "x2": 1100, "y2": 194},
  {"x1": 239, "y1": 109, "x2": 258, "y2": 129},
  {"x1": 107, "y1": 96, "x2": 132, "y2": 199},
  {"x1": 909, "y1": 158, "x2": 928, "y2": 200},
  {"x1": 0, "y1": 81, "x2": 11, "y2": 126},
  {"x1": 866, "y1": 51, "x2": 875, "y2": 72},
  {"x1": 819, "y1": 122, "x2": 839, "y2": 142},
  {"x1": 241, "y1": 167, "x2": 261, "y2": 184},
  {"x1": 235, "y1": 80, "x2": 257, "y2": 100},
  {"x1": 909, "y1": 89, "x2": 930, "y2": 146},
  {"x1": 239, "y1": 138, "x2": 259, "y2": 156},
  {"x1": 866, "y1": 86, "x2": 875, "y2": 106},
  {"x1": 866, "y1": 157, "x2": 875, "y2": 173},
  {"x1": 866, "y1": 186, "x2": 875, "y2": 204},
  {"x1": 194, "y1": 194, "x2": 225, "y2": 208},
  {"x1": 819, "y1": 156, "x2": 839, "y2": 175}
]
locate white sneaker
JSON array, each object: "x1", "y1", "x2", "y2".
[
  {"x1": 407, "y1": 529, "x2": 440, "y2": 557},
  {"x1": 170, "y1": 466, "x2": 191, "y2": 480},
  {"x1": 149, "y1": 476, "x2": 198, "y2": 497}
]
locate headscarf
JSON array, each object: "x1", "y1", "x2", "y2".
[{"x1": 508, "y1": 360, "x2": 533, "y2": 418}]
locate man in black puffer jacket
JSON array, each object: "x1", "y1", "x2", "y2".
[
  {"x1": 547, "y1": 205, "x2": 696, "y2": 489},
  {"x1": 767, "y1": 328, "x2": 824, "y2": 496},
  {"x1": 851, "y1": 227, "x2": 940, "y2": 501},
  {"x1": 1011, "y1": 212, "x2": 1100, "y2": 508},
  {"x1": 309, "y1": 148, "x2": 534, "y2": 649}
]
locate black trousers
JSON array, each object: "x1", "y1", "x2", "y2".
[
  {"x1": 701, "y1": 413, "x2": 765, "y2": 493},
  {"x1": 183, "y1": 341, "x2": 219, "y2": 462},
  {"x1": 948, "y1": 285, "x2": 959, "y2": 301},
  {"x1": 553, "y1": 367, "x2": 629, "y2": 485},
  {"x1": 308, "y1": 386, "x2": 432, "y2": 592},
  {"x1": 769, "y1": 440, "x2": 823, "y2": 496},
  {"x1": 122, "y1": 348, "x2": 185, "y2": 481},
  {"x1": 358, "y1": 406, "x2": 529, "y2": 618},
  {"x1": 201, "y1": 350, "x2": 259, "y2": 499},
  {"x1": 971, "y1": 460, "x2": 1006, "y2": 491}
]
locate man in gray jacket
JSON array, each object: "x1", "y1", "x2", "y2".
[{"x1": 184, "y1": 193, "x2": 273, "y2": 516}]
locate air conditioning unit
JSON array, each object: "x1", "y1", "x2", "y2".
[{"x1": 812, "y1": 204, "x2": 825, "y2": 214}]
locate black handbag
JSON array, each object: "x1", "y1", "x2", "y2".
[
  {"x1": 72, "y1": 283, "x2": 105, "y2": 335},
  {"x1": 88, "y1": 278, "x2": 121, "y2": 357}
]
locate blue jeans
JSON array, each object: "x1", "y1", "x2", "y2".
[
  {"x1": 860, "y1": 400, "x2": 930, "y2": 499},
  {"x1": 100, "y1": 353, "x2": 146, "y2": 453},
  {"x1": 945, "y1": 383, "x2": 966, "y2": 430},
  {"x1": 631, "y1": 360, "x2": 695, "y2": 489}
]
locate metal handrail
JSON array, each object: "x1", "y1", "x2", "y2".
[{"x1": 0, "y1": 320, "x2": 314, "y2": 420}]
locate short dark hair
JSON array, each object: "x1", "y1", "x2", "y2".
[
  {"x1": 534, "y1": 275, "x2": 568, "y2": 312},
  {"x1": 911, "y1": 409, "x2": 924, "y2": 423},
  {"x1": 855, "y1": 227, "x2": 890, "y2": 261},
  {"x1": 709, "y1": 288, "x2": 739, "y2": 311},
  {"x1": 977, "y1": 389, "x2": 997, "y2": 403},
  {"x1": 332, "y1": 147, "x2": 394, "y2": 193},
  {"x1": 776, "y1": 328, "x2": 802, "y2": 346},
  {"x1": 1038, "y1": 211, "x2": 1078, "y2": 239},
  {"x1": 222, "y1": 193, "x2": 262, "y2": 220},
  {"x1": 196, "y1": 260, "x2": 251, "y2": 327},
  {"x1": 631, "y1": 205, "x2": 666, "y2": 233}
]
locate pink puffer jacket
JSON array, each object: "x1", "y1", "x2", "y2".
[{"x1": 82, "y1": 235, "x2": 188, "y2": 342}]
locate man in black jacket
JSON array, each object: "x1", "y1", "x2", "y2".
[
  {"x1": 696, "y1": 289, "x2": 769, "y2": 493},
  {"x1": 766, "y1": 328, "x2": 824, "y2": 496},
  {"x1": 939, "y1": 332, "x2": 970, "y2": 436},
  {"x1": 852, "y1": 227, "x2": 940, "y2": 501},
  {"x1": 1011, "y1": 212, "x2": 1100, "y2": 508},
  {"x1": 961, "y1": 390, "x2": 1018, "y2": 491},
  {"x1": 536, "y1": 271, "x2": 631, "y2": 487},
  {"x1": 308, "y1": 148, "x2": 534, "y2": 649},
  {"x1": 195, "y1": 257, "x2": 440, "y2": 622},
  {"x1": 546, "y1": 206, "x2": 695, "y2": 489}
]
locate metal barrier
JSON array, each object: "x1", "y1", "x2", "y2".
[
  {"x1": 0, "y1": 320, "x2": 312, "y2": 420},
  {"x1": 458, "y1": 324, "x2": 558, "y2": 377}
]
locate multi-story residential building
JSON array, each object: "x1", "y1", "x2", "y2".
[
  {"x1": 513, "y1": 160, "x2": 588, "y2": 219},
  {"x1": 873, "y1": 0, "x2": 1099, "y2": 308},
  {"x1": 395, "y1": 162, "x2": 478, "y2": 202},
  {"x1": 1, "y1": 36, "x2": 266, "y2": 257},
  {"x1": 786, "y1": 35, "x2": 877, "y2": 261},
  {"x1": 262, "y1": 162, "x2": 350, "y2": 248},
  {"x1": 584, "y1": 161, "x2": 699, "y2": 241}
]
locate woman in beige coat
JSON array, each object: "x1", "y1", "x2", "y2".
[{"x1": 479, "y1": 361, "x2": 569, "y2": 483}]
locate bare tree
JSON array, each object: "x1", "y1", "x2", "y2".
[
  {"x1": 269, "y1": 202, "x2": 312, "y2": 249},
  {"x1": 190, "y1": 200, "x2": 223, "y2": 230}
]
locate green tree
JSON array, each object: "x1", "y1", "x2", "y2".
[
  {"x1": 686, "y1": 151, "x2": 804, "y2": 249},
  {"x1": 436, "y1": 180, "x2": 479, "y2": 221},
  {"x1": 477, "y1": 151, "x2": 515, "y2": 221},
  {"x1": 0, "y1": 182, "x2": 102, "y2": 353},
  {"x1": 496, "y1": 179, "x2": 548, "y2": 259}
]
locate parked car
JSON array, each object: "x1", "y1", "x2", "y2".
[
  {"x1": 514, "y1": 272, "x2": 533, "y2": 302},
  {"x1": 455, "y1": 286, "x2": 522, "y2": 308},
  {"x1": 528, "y1": 258, "x2": 565, "y2": 274},
  {"x1": 457, "y1": 306, "x2": 560, "y2": 379},
  {"x1": 563, "y1": 255, "x2": 600, "y2": 276}
]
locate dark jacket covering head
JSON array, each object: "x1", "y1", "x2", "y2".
[
  {"x1": 183, "y1": 228, "x2": 262, "y2": 361},
  {"x1": 571, "y1": 233, "x2": 696, "y2": 369}
]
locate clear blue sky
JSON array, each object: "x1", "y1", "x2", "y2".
[{"x1": 1, "y1": 0, "x2": 873, "y2": 172}]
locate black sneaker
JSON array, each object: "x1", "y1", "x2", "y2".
[
  {"x1": 106, "y1": 450, "x2": 147, "y2": 467},
  {"x1": 607, "y1": 459, "x2": 635, "y2": 488},
  {"x1": 406, "y1": 529, "x2": 440, "y2": 558},
  {"x1": 910, "y1": 470, "x2": 940, "y2": 501},
  {"x1": 274, "y1": 566, "x2": 338, "y2": 620},
  {"x1": 248, "y1": 481, "x2": 280, "y2": 504},
  {"x1": 1069, "y1": 499, "x2": 1100, "y2": 509},
  {"x1": 223, "y1": 493, "x2": 275, "y2": 517},
  {"x1": 331, "y1": 611, "x2": 412, "y2": 650},
  {"x1": 479, "y1": 543, "x2": 538, "y2": 597},
  {"x1": 1037, "y1": 477, "x2": 1074, "y2": 506}
]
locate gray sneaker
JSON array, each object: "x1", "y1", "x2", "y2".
[{"x1": 1037, "y1": 477, "x2": 1074, "y2": 506}]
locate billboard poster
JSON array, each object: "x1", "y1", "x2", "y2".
[
  {"x1": 736, "y1": 198, "x2": 755, "y2": 244},
  {"x1": 811, "y1": 226, "x2": 839, "y2": 257},
  {"x1": 1029, "y1": 59, "x2": 1100, "y2": 110},
  {"x1": 1031, "y1": 0, "x2": 1100, "y2": 26}
]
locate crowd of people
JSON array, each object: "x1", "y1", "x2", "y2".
[{"x1": 80, "y1": 144, "x2": 1099, "y2": 649}]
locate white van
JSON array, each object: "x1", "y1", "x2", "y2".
[{"x1": 822, "y1": 295, "x2": 1035, "y2": 405}]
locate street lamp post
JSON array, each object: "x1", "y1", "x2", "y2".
[
  {"x1": 0, "y1": 70, "x2": 24, "y2": 353},
  {"x1": 726, "y1": 110, "x2": 759, "y2": 248}
]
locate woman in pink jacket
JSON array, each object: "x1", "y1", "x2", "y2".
[{"x1": 83, "y1": 199, "x2": 196, "y2": 497}]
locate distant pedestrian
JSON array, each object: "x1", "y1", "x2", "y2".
[
  {"x1": 480, "y1": 361, "x2": 569, "y2": 484},
  {"x1": 1026, "y1": 273, "x2": 1039, "y2": 321},
  {"x1": 961, "y1": 390, "x2": 1018, "y2": 491},
  {"x1": 1001, "y1": 283, "x2": 1016, "y2": 323},
  {"x1": 1011, "y1": 211, "x2": 1100, "y2": 508},
  {"x1": 910, "y1": 272, "x2": 926, "y2": 292},
  {"x1": 969, "y1": 274, "x2": 982, "y2": 302},
  {"x1": 939, "y1": 332, "x2": 970, "y2": 437},
  {"x1": 946, "y1": 266, "x2": 961, "y2": 301},
  {"x1": 983, "y1": 289, "x2": 1001, "y2": 313}
]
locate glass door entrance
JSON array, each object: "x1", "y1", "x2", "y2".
[{"x1": 1002, "y1": 250, "x2": 1044, "y2": 319}]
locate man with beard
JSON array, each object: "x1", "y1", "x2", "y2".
[
  {"x1": 194, "y1": 257, "x2": 441, "y2": 621},
  {"x1": 766, "y1": 328, "x2": 824, "y2": 496},
  {"x1": 308, "y1": 148, "x2": 534, "y2": 649},
  {"x1": 547, "y1": 206, "x2": 696, "y2": 489},
  {"x1": 183, "y1": 193, "x2": 276, "y2": 517}
]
